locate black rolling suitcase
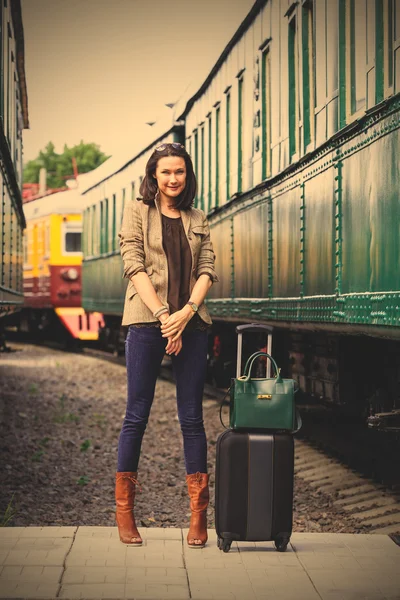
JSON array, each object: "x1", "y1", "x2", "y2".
[{"x1": 215, "y1": 324, "x2": 295, "y2": 553}]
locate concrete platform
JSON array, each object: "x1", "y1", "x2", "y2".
[{"x1": 0, "y1": 528, "x2": 399, "y2": 599}]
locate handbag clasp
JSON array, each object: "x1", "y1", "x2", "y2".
[{"x1": 257, "y1": 394, "x2": 272, "y2": 399}]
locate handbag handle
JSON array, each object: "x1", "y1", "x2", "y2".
[{"x1": 242, "y1": 352, "x2": 282, "y2": 382}]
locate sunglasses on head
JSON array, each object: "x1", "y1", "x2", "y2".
[{"x1": 154, "y1": 143, "x2": 185, "y2": 152}]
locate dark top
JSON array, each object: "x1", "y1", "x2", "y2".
[
  {"x1": 131, "y1": 214, "x2": 208, "y2": 331},
  {"x1": 162, "y1": 214, "x2": 192, "y2": 314}
]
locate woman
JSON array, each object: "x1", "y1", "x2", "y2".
[{"x1": 116, "y1": 142, "x2": 218, "y2": 548}]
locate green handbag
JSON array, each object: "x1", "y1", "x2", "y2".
[{"x1": 229, "y1": 351, "x2": 298, "y2": 432}]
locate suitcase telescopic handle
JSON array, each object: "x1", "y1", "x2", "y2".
[{"x1": 236, "y1": 324, "x2": 274, "y2": 334}]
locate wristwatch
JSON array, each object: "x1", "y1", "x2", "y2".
[{"x1": 187, "y1": 301, "x2": 199, "y2": 313}]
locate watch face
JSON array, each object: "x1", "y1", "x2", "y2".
[{"x1": 189, "y1": 302, "x2": 198, "y2": 312}]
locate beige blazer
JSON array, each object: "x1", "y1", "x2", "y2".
[{"x1": 119, "y1": 195, "x2": 219, "y2": 327}]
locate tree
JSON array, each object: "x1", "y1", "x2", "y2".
[{"x1": 23, "y1": 141, "x2": 110, "y2": 188}]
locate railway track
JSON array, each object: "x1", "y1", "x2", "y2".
[{"x1": 294, "y1": 440, "x2": 400, "y2": 535}]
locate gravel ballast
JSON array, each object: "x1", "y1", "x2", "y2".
[{"x1": 0, "y1": 342, "x2": 370, "y2": 533}]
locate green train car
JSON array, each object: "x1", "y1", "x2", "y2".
[
  {"x1": 82, "y1": 0, "x2": 400, "y2": 425},
  {"x1": 0, "y1": 1, "x2": 29, "y2": 321}
]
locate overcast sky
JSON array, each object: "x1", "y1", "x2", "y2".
[{"x1": 21, "y1": 0, "x2": 255, "y2": 166}]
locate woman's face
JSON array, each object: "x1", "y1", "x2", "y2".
[{"x1": 153, "y1": 156, "x2": 186, "y2": 202}]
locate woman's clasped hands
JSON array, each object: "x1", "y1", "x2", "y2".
[{"x1": 159, "y1": 307, "x2": 193, "y2": 355}]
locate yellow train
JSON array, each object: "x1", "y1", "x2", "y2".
[{"x1": 20, "y1": 188, "x2": 103, "y2": 341}]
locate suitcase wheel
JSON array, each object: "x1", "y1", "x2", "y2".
[
  {"x1": 218, "y1": 537, "x2": 232, "y2": 553},
  {"x1": 274, "y1": 537, "x2": 289, "y2": 552}
]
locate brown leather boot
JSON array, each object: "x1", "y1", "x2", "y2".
[
  {"x1": 186, "y1": 472, "x2": 209, "y2": 548},
  {"x1": 115, "y1": 472, "x2": 142, "y2": 546}
]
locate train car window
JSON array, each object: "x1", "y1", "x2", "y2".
[
  {"x1": 339, "y1": 0, "x2": 347, "y2": 128},
  {"x1": 326, "y1": 0, "x2": 339, "y2": 136},
  {"x1": 366, "y1": 0, "x2": 377, "y2": 108},
  {"x1": 112, "y1": 194, "x2": 116, "y2": 252},
  {"x1": 65, "y1": 232, "x2": 81, "y2": 253},
  {"x1": 104, "y1": 198, "x2": 109, "y2": 254},
  {"x1": 99, "y1": 200, "x2": 104, "y2": 254},
  {"x1": 199, "y1": 125, "x2": 205, "y2": 212},
  {"x1": 302, "y1": 1, "x2": 314, "y2": 151},
  {"x1": 387, "y1": 0, "x2": 394, "y2": 90},
  {"x1": 208, "y1": 116, "x2": 212, "y2": 212},
  {"x1": 237, "y1": 76, "x2": 243, "y2": 192},
  {"x1": 215, "y1": 105, "x2": 220, "y2": 209},
  {"x1": 83, "y1": 208, "x2": 89, "y2": 257},
  {"x1": 288, "y1": 15, "x2": 299, "y2": 160},
  {"x1": 225, "y1": 91, "x2": 231, "y2": 199},
  {"x1": 350, "y1": 0, "x2": 367, "y2": 114},
  {"x1": 194, "y1": 129, "x2": 199, "y2": 207},
  {"x1": 23, "y1": 233, "x2": 28, "y2": 264},
  {"x1": 262, "y1": 48, "x2": 271, "y2": 180},
  {"x1": 121, "y1": 188, "x2": 126, "y2": 226},
  {"x1": 385, "y1": 0, "x2": 400, "y2": 95},
  {"x1": 44, "y1": 224, "x2": 50, "y2": 258}
]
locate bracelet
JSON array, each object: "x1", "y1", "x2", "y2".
[{"x1": 153, "y1": 306, "x2": 169, "y2": 319}]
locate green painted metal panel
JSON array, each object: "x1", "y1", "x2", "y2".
[
  {"x1": 207, "y1": 218, "x2": 232, "y2": 300},
  {"x1": 273, "y1": 188, "x2": 301, "y2": 298},
  {"x1": 233, "y1": 204, "x2": 269, "y2": 298},
  {"x1": 342, "y1": 151, "x2": 372, "y2": 293},
  {"x1": 82, "y1": 253, "x2": 125, "y2": 315},
  {"x1": 341, "y1": 127, "x2": 400, "y2": 293},
  {"x1": 304, "y1": 168, "x2": 336, "y2": 296},
  {"x1": 368, "y1": 129, "x2": 400, "y2": 291}
]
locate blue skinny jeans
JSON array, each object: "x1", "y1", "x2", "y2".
[{"x1": 117, "y1": 325, "x2": 208, "y2": 475}]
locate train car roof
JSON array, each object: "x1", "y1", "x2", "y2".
[
  {"x1": 177, "y1": 0, "x2": 266, "y2": 120},
  {"x1": 80, "y1": 124, "x2": 183, "y2": 195},
  {"x1": 23, "y1": 188, "x2": 84, "y2": 221},
  {"x1": 74, "y1": 0, "x2": 264, "y2": 196},
  {"x1": 11, "y1": 0, "x2": 29, "y2": 128}
]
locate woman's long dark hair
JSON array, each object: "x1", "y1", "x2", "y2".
[{"x1": 139, "y1": 143, "x2": 197, "y2": 210}]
